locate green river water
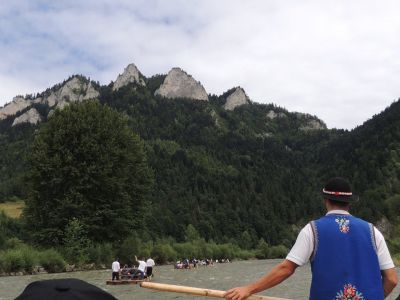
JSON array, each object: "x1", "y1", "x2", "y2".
[{"x1": 1, "y1": 259, "x2": 399, "y2": 300}]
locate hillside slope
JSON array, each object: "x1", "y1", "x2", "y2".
[{"x1": 1, "y1": 65, "x2": 399, "y2": 246}]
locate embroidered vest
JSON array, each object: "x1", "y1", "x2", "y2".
[{"x1": 310, "y1": 214, "x2": 383, "y2": 300}]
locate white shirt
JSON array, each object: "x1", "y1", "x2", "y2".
[
  {"x1": 112, "y1": 261, "x2": 120, "y2": 272},
  {"x1": 286, "y1": 210, "x2": 395, "y2": 270},
  {"x1": 146, "y1": 258, "x2": 155, "y2": 267},
  {"x1": 138, "y1": 260, "x2": 147, "y2": 272}
]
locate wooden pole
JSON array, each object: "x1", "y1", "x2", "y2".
[{"x1": 140, "y1": 282, "x2": 291, "y2": 300}]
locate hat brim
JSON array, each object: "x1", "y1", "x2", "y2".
[{"x1": 322, "y1": 192, "x2": 358, "y2": 202}]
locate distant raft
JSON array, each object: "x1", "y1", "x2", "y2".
[{"x1": 106, "y1": 278, "x2": 151, "y2": 285}]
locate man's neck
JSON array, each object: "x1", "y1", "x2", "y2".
[
  {"x1": 325, "y1": 199, "x2": 350, "y2": 212},
  {"x1": 327, "y1": 207, "x2": 349, "y2": 212}
]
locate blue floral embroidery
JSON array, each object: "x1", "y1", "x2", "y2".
[
  {"x1": 335, "y1": 283, "x2": 365, "y2": 299},
  {"x1": 335, "y1": 217, "x2": 350, "y2": 233}
]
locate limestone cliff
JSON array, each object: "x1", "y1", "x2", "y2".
[
  {"x1": 44, "y1": 77, "x2": 99, "y2": 109},
  {"x1": 155, "y1": 68, "x2": 208, "y2": 101},
  {"x1": 223, "y1": 87, "x2": 249, "y2": 110},
  {"x1": 265, "y1": 110, "x2": 325, "y2": 131},
  {"x1": 1, "y1": 76, "x2": 99, "y2": 122},
  {"x1": 12, "y1": 108, "x2": 41, "y2": 126},
  {"x1": 112, "y1": 63, "x2": 145, "y2": 91},
  {"x1": 296, "y1": 112, "x2": 326, "y2": 131},
  {"x1": 299, "y1": 118, "x2": 326, "y2": 131},
  {"x1": 0, "y1": 96, "x2": 32, "y2": 120}
]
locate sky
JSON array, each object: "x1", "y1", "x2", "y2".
[{"x1": 1, "y1": 0, "x2": 400, "y2": 129}]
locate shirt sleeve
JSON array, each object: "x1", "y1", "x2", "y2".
[
  {"x1": 286, "y1": 224, "x2": 314, "y2": 266},
  {"x1": 374, "y1": 227, "x2": 395, "y2": 270}
]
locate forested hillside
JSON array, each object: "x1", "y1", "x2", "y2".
[
  {"x1": 1, "y1": 70, "x2": 399, "y2": 252},
  {"x1": 316, "y1": 101, "x2": 400, "y2": 222}
]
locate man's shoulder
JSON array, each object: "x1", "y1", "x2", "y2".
[{"x1": 300, "y1": 222, "x2": 313, "y2": 233}]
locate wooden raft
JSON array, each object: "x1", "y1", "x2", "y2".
[{"x1": 106, "y1": 279, "x2": 147, "y2": 285}]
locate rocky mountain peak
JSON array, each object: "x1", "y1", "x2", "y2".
[
  {"x1": 45, "y1": 76, "x2": 99, "y2": 109},
  {"x1": 223, "y1": 87, "x2": 249, "y2": 110},
  {"x1": 0, "y1": 76, "x2": 99, "y2": 121},
  {"x1": 112, "y1": 63, "x2": 145, "y2": 91},
  {"x1": 155, "y1": 68, "x2": 208, "y2": 101},
  {"x1": 0, "y1": 96, "x2": 32, "y2": 120}
]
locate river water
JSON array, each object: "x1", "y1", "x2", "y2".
[{"x1": 1, "y1": 259, "x2": 399, "y2": 300}]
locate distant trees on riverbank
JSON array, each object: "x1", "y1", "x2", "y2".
[{"x1": 0, "y1": 215, "x2": 289, "y2": 275}]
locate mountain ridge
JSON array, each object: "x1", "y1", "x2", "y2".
[{"x1": 0, "y1": 63, "x2": 325, "y2": 130}]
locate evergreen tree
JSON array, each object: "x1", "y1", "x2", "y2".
[{"x1": 24, "y1": 101, "x2": 152, "y2": 246}]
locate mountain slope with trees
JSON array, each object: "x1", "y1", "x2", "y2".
[{"x1": 0, "y1": 67, "x2": 399, "y2": 263}]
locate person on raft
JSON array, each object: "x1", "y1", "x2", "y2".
[
  {"x1": 111, "y1": 258, "x2": 120, "y2": 281},
  {"x1": 134, "y1": 256, "x2": 147, "y2": 279},
  {"x1": 224, "y1": 177, "x2": 398, "y2": 300},
  {"x1": 146, "y1": 257, "x2": 155, "y2": 277}
]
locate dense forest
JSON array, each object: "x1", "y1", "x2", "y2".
[{"x1": 0, "y1": 74, "x2": 399, "y2": 271}]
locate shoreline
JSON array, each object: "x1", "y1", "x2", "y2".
[
  {"x1": 0, "y1": 263, "x2": 108, "y2": 277},
  {"x1": 2, "y1": 255, "x2": 398, "y2": 277},
  {"x1": 0, "y1": 259, "x2": 236, "y2": 278}
]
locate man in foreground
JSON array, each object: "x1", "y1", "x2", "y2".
[{"x1": 224, "y1": 177, "x2": 398, "y2": 299}]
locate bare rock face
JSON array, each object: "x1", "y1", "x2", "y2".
[
  {"x1": 223, "y1": 87, "x2": 249, "y2": 110},
  {"x1": 296, "y1": 113, "x2": 326, "y2": 131},
  {"x1": 299, "y1": 119, "x2": 326, "y2": 131},
  {"x1": 1, "y1": 77, "x2": 99, "y2": 122},
  {"x1": 45, "y1": 77, "x2": 100, "y2": 109},
  {"x1": 0, "y1": 96, "x2": 32, "y2": 120},
  {"x1": 155, "y1": 68, "x2": 208, "y2": 101},
  {"x1": 84, "y1": 82, "x2": 99, "y2": 100},
  {"x1": 266, "y1": 110, "x2": 287, "y2": 119},
  {"x1": 112, "y1": 63, "x2": 145, "y2": 91},
  {"x1": 12, "y1": 108, "x2": 41, "y2": 126}
]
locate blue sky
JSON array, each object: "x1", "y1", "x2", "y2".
[{"x1": 1, "y1": 0, "x2": 400, "y2": 129}]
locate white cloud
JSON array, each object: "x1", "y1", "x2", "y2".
[{"x1": 1, "y1": 0, "x2": 400, "y2": 129}]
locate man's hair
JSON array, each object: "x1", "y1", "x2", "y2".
[{"x1": 326, "y1": 198, "x2": 351, "y2": 209}]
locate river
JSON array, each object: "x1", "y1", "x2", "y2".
[{"x1": 1, "y1": 260, "x2": 399, "y2": 300}]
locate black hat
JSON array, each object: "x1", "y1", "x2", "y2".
[
  {"x1": 322, "y1": 177, "x2": 355, "y2": 202},
  {"x1": 15, "y1": 278, "x2": 117, "y2": 300}
]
